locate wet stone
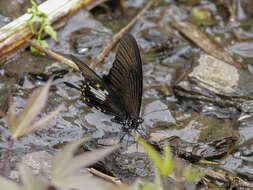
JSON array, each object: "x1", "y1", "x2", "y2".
[
  {"x1": 153, "y1": 136, "x2": 238, "y2": 162},
  {"x1": 143, "y1": 100, "x2": 176, "y2": 128},
  {"x1": 238, "y1": 143, "x2": 253, "y2": 158},
  {"x1": 70, "y1": 29, "x2": 110, "y2": 57},
  {"x1": 237, "y1": 169, "x2": 253, "y2": 182},
  {"x1": 0, "y1": 14, "x2": 11, "y2": 27},
  {"x1": 174, "y1": 54, "x2": 253, "y2": 113},
  {"x1": 83, "y1": 138, "x2": 154, "y2": 183},
  {"x1": 49, "y1": 10, "x2": 111, "y2": 56},
  {"x1": 141, "y1": 29, "x2": 181, "y2": 53},
  {"x1": 111, "y1": 152, "x2": 154, "y2": 183}
]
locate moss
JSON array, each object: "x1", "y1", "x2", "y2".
[
  {"x1": 198, "y1": 117, "x2": 231, "y2": 142},
  {"x1": 191, "y1": 8, "x2": 218, "y2": 27},
  {"x1": 103, "y1": 20, "x2": 122, "y2": 33}
]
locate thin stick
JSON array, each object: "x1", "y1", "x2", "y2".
[
  {"x1": 87, "y1": 168, "x2": 122, "y2": 185},
  {"x1": 25, "y1": 39, "x2": 80, "y2": 71},
  {"x1": 0, "y1": 139, "x2": 14, "y2": 176},
  {"x1": 89, "y1": 0, "x2": 155, "y2": 69}
]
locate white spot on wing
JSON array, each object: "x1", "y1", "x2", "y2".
[{"x1": 89, "y1": 86, "x2": 108, "y2": 101}]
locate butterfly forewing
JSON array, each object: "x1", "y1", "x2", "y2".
[
  {"x1": 104, "y1": 34, "x2": 143, "y2": 117},
  {"x1": 71, "y1": 55, "x2": 101, "y2": 82},
  {"x1": 70, "y1": 55, "x2": 127, "y2": 118}
]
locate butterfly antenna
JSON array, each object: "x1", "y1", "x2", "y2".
[
  {"x1": 135, "y1": 126, "x2": 144, "y2": 136},
  {"x1": 128, "y1": 131, "x2": 139, "y2": 152},
  {"x1": 64, "y1": 82, "x2": 81, "y2": 91},
  {"x1": 126, "y1": 133, "x2": 131, "y2": 148}
]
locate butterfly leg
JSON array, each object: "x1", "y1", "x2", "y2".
[{"x1": 136, "y1": 124, "x2": 149, "y2": 139}]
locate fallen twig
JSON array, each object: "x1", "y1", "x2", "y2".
[
  {"x1": 89, "y1": 0, "x2": 155, "y2": 69},
  {"x1": 171, "y1": 20, "x2": 244, "y2": 69},
  {"x1": 87, "y1": 168, "x2": 122, "y2": 185},
  {"x1": 25, "y1": 39, "x2": 79, "y2": 71}
]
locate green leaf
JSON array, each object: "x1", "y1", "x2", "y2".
[
  {"x1": 44, "y1": 25, "x2": 57, "y2": 41},
  {"x1": 141, "y1": 183, "x2": 156, "y2": 190},
  {"x1": 192, "y1": 8, "x2": 209, "y2": 21},
  {"x1": 160, "y1": 143, "x2": 174, "y2": 177},
  {"x1": 138, "y1": 169, "x2": 163, "y2": 190},
  {"x1": 138, "y1": 137, "x2": 162, "y2": 166},
  {"x1": 27, "y1": 16, "x2": 43, "y2": 34},
  {"x1": 28, "y1": 15, "x2": 43, "y2": 25},
  {"x1": 30, "y1": 45, "x2": 44, "y2": 55},
  {"x1": 38, "y1": 11, "x2": 47, "y2": 18},
  {"x1": 183, "y1": 168, "x2": 204, "y2": 183},
  {"x1": 27, "y1": 8, "x2": 34, "y2": 14},
  {"x1": 192, "y1": 8, "x2": 218, "y2": 26},
  {"x1": 30, "y1": 39, "x2": 48, "y2": 55},
  {"x1": 30, "y1": 0, "x2": 38, "y2": 11},
  {"x1": 26, "y1": 0, "x2": 57, "y2": 50},
  {"x1": 138, "y1": 137, "x2": 174, "y2": 178},
  {"x1": 38, "y1": 40, "x2": 49, "y2": 49}
]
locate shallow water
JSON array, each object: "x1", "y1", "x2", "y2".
[{"x1": 1, "y1": 0, "x2": 253, "y2": 187}]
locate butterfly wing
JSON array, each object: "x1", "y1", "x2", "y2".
[
  {"x1": 71, "y1": 55, "x2": 101, "y2": 82},
  {"x1": 103, "y1": 33, "x2": 143, "y2": 118},
  {"x1": 71, "y1": 55, "x2": 127, "y2": 118}
]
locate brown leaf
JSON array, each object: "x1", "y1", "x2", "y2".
[
  {"x1": 2, "y1": 79, "x2": 61, "y2": 139},
  {"x1": 52, "y1": 137, "x2": 119, "y2": 189},
  {"x1": 13, "y1": 79, "x2": 52, "y2": 138},
  {"x1": 23, "y1": 104, "x2": 64, "y2": 136}
]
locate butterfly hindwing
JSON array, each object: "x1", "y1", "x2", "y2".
[{"x1": 104, "y1": 33, "x2": 143, "y2": 117}]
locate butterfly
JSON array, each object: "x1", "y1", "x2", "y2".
[{"x1": 65, "y1": 33, "x2": 143, "y2": 130}]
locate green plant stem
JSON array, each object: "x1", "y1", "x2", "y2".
[
  {"x1": 162, "y1": 177, "x2": 169, "y2": 190},
  {"x1": 38, "y1": 26, "x2": 44, "y2": 39},
  {"x1": 0, "y1": 138, "x2": 14, "y2": 176}
]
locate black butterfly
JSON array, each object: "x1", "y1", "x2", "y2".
[{"x1": 66, "y1": 33, "x2": 143, "y2": 130}]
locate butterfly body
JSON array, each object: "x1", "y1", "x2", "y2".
[
  {"x1": 67, "y1": 33, "x2": 143, "y2": 130},
  {"x1": 112, "y1": 116, "x2": 144, "y2": 130}
]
